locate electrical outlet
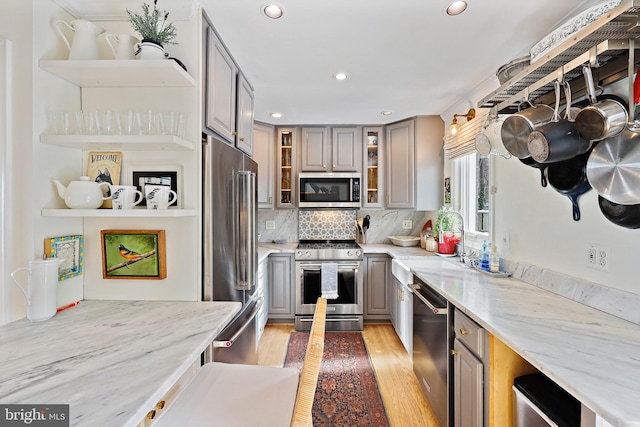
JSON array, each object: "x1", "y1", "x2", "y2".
[
  {"x1": 402, "y1": 220, "x2": 412, "y2": 230},
  {"x1": 587, "y1": 244, "x2": 610, "y2": 272},
  {"x1": 265, "y1": 220, "x2": 275, "y2": 230}
]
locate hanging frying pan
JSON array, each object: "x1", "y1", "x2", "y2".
[
  {"x1": 519, "y1": 156, "x2": 548, "y2": 187},
  {"x1": 547, "y1": 148, "x2": 593, "y2": 221},
  {"x1": 586, "y1": 128, "x2": 640, "y2": 205},
  {"x1": 598, "y1": 196, "x2": 640, "y2": 229}
]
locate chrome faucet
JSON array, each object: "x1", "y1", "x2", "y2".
[{"x1": 438, "y1": 210, "x2": 465, "y2": 261}]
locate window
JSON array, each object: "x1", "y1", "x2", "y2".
[{"x1": 450, "y1": 152, "x2": 491, "y2": 245}]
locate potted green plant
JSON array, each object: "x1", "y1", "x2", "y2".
[{"x1": 127, "y1": 0, "x2": 178, "y2": 59}]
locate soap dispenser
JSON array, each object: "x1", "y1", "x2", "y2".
[{"x1": 490, "y1": 244, "x2": 501, "y2": 273}]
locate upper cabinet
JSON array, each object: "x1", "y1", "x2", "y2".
[
  {"x1": 204, "y1": 26, "x2": 237, "y2": 142},
  {"x1": 236, "y1": 73, "x2": 255, "y2": 155},
  {"x1": 203, "y1": 14, "x2": 254, "y2": 154},
  {"x1": 331, "y1": 127, "x2": 361, "y2": 172},
  {"x1": 277, "y1": 127, "x2": 297, "y2": 208},
  {"x1": 386, "y1": 117, "x2": 443, "y2": 210},
  {"x1": 300, "y1": 126, "x2": 360, "y2": 172},
  {"x1": 300, "y1": 127, "x2": 329, "y2": 171},
  {"x1": 254, "y1": 122, "x2": 275, "y2": 209},
  {"x1": 362, "y1": 126, "x2": 384, "y2": 209}
]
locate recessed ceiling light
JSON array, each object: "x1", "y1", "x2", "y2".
[
  {"x1": 263, "y1": 4, "x2": 283, "y2": 19},
  {"x1": 446, "y1": 1, "x2": 467, "y2": 16},
  {"x1": 334, "y1": 72, "x2": 348, "y2": 81},
  {"x1": 270, "y1": 112, "x2": 282, "y2": 118},
  {"x1": 381, "y1": 111, "x2": 393, "y2": 116}
]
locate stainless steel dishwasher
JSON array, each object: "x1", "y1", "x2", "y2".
[{"x1": 412, "y1": 276, "x2": 450, "y2": 427}]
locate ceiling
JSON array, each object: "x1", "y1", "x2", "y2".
[
  {"x1": 199, "y1": 0, "x2": 599, "y2": 125},
  {"x1": 57, "y1": 0, "x2": 601, "y2": 125}
]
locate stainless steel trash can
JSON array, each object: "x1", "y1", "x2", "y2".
[{"x1": 513, "y1": 374, "x2": 580, "y2": 427}]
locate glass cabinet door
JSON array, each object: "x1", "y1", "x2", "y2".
[
  {"x1": 277, "y1": 128, "x2": 296, "y2": 208},
  {"x1": 363, "y1": 126, "x2": 384, "y2": 208}
]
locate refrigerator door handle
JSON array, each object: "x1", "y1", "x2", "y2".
[
  {"x1": 212, "y1": 297, "x2": 263, "y2": 348},
  {"x1": 235, "y1": 170, "x2": 256, "y2": 290}
]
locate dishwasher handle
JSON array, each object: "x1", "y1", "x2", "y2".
[{"x1": 412, "y1": 284, "x2": 447, "y2": 315}]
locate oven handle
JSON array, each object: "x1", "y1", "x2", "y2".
[
  {"x1": 298, "y1": 317, "x2": 361, "y2": 323},
  {"x1": 411, "y1": 284, "x2": 448, "y2": 315},
  {"x1": 298, "y1": 263, "x2": 361, "y2": 270}
]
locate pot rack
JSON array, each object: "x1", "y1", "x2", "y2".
[{"x1": 478, "y1": 0, "x2": 640, "y2": 114}]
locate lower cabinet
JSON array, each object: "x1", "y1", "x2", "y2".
[
  {"x1": 452, "y1": 308, "x2": 490, "y2": 427},
  {"x1": 267, "y1": 254, "x2": 294, "y2": 319},
  {"x1": 364, "y1": 255, "x2": 390, "y2": 320},
  {"x1": 256, "y1": 258, "x2": 269, "y2": 345}
]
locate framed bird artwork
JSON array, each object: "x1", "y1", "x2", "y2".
[{"x1": 100, "y1": 230, "x2": 166, "y2": 280}]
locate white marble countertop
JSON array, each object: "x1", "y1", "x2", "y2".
[
  {"x1": 398, "y1": 258, "x2": 640, "y2": 427},
  {"x1": 0, "y1": 300, "x2": 241, "y2": 427}
]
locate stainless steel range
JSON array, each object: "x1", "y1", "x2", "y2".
[{"x1": 295, "y1": 240, "x2": 364, "y2": 331}]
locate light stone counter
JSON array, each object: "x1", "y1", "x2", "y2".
[
  {"x1": 360, "y1": 243, "x2": 437, "y2": 259},
  {"x1": 0, "y1": 300, "x2": 241, "y2": 427},
  {"x1": 399, "y1": 258, "x2": 640, "y2": 427},
  {"x1": 258, "y1": 242, "x2": 297, "y2": 264}
]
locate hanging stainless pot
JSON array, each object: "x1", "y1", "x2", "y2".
[
  {"x1": 527, "y1": 80, "x2": 590, "y2": 163},
  {"x1": 586, "y1": 128, "x2": 640, "y2": 204},
  {"x1": 501, "y1": 101, "x2": 554, "y2": 159},
  {"x1": 574, "y1": 65, "x2": 628, "y2": 141}
]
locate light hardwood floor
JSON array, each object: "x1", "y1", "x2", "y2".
[{"x1": 258, "y1": 323, "x2": 441, "y2": 427}]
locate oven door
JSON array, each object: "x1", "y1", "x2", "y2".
[{"x1": 295, "y1": 261, "x2": 363, "y2": 316}]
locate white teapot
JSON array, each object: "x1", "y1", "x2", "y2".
[{"x1": 52, "y1": 176, "x2": 110, "y2": 209}]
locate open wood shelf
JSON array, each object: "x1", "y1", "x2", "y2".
[{"x1": 40, "y1": 134, "x2": 195, "y2": 151}]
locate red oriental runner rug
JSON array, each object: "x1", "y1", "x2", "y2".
[{"x1": 284, "y1": 331, "x2": 390, "y2": 427}]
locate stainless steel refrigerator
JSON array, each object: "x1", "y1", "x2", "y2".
[{"x1": 202, "y1": 132, "x2": 259, "y2": 365}]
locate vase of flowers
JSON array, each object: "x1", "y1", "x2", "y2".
[{"x1": 127, "y1": 0, "x2": 178, "y2": 60}]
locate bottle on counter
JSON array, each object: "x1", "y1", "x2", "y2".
[
  {"x1": 480, "y1": 240, "x2": 490, "y2": 271},
  {"x1": 490, "y1": 244, "x2": 501, "y2": 273}
]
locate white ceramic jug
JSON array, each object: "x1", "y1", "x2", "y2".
[
  {"x1": 11, "y1": 258, "x2": 60, "y2": 322},
  {"x1": 54, "y1": 19, "x2": 105, "y2": 60},
  {"x1": 106, "y1": 34, "x2": 140, "y2": 60}
]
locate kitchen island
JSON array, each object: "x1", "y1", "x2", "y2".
[
  {"x1": 400, "y1": 258, "x2": 640, "y2": 427},
  {"x1": 0, "y1": 300, "x2": 241, "y2": 427}
]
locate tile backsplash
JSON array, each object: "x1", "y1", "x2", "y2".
[
  {"x1": 298, "y1": 210, "x2": 357, "y2": 240},
  {"x1": 257, "y1": 209, "x2": 434, "y2": 243}
]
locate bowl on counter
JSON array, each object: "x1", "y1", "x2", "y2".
[{"x1": 387, "y1": 236, "x2": 421, "y2": 247}]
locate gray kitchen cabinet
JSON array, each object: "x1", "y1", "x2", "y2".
[
  {"x1": 267, "y1": 254, "x2": 294, "y2": 319},
  {"x1": 204, "y1": 24, "x2": 237, "y2": 142},
  {"x1": 203, "y1": 13, "x2": 254, "y2": 153},
  {"x1": 385, "y1": 116, "x2": 444, "y2": 209},
  {"x1": 236, "y1": 72, "x2": 255, "y2": 156},
  {"x1": 331, "y1": 127, "x2": 361, "y2": 172},
  {"x1": 300, "y1": 126, "x2": 360, "y2": 172},
  {"x1": 276, "y1": 127, "x2": 297, "y2": 208},
  {"x1": 362, "y1": 126, "x2": 384, "y2": 208},
  {"x1": 452, "y1": 308, "x2": 490, "y2": 427},
  {"x1": 300, "y1": 126, "x2": 329, "y2": 171},
  {"x1": 364, "y1": 255, "x2": 390, "y2": 320},
  {"x1": 253, "y1": 122, "x2": 275, "y2": 209}
]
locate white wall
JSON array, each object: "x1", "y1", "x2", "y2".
[{"x1": 444, "y1": 73, "x2": 640, "y2": 297}]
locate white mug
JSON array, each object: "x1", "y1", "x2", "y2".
[
  {"x1": 145, "y1": 185, "x2": 177, "y2": 210},
  {"x1": 111, "y1": 185, "x2": 143, "y2": 210}
]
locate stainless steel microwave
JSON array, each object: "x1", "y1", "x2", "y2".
[{"x1": 298, "y1": 172, "x2": 361, "y2": 208}]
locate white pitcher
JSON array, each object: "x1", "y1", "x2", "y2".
[
  {"x1": 106, "y1": 34, "x2": 140, "y2": 60},
  {"x1": 54, "y1": 19, "x2": 105, "y2": 60},
  {"x1": 11, "y1": 258, "x2": 60, "y2": 322}
]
